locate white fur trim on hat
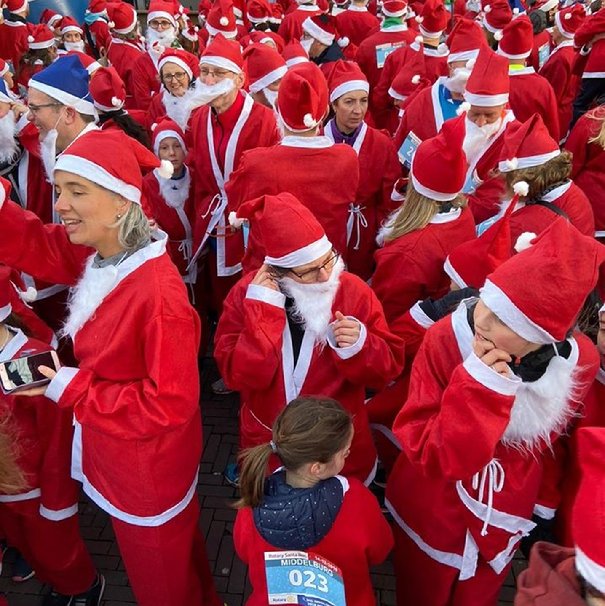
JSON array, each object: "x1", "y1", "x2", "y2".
[
  {"x1": 285, "y1": 56, "x2": 309, "y2": 68},
  {"x1": 249, "y1": 65, "x2": 287, "y2": 94},
  {"x1": 448, "y1": 48, "x2": 480, "y2": 63},
  {"x1": 418, "y1": 24, "x2": 444, "y2": 38},
  {"x1": 94, "y1": 98, "x2": 125, "y2": 112},
  {"x1": 54, "y1": 154, "x2": 142, "y2": 204},
  {"x1": 302, "y1": 17, "x2": 335, "y2": 46},
  {"x1": 443, "y1": 255, "x2": 467, "y2": 289},
  {"x1": 153, "y1": 129, "x2": 187, "y2": 155},
  {"x1": 264, "y1": 234, "x2": 332, "y2": 268},
  {"x1": 513, "y1": 231, "x2": 536, "y2": 252},
  {"x1": 410, "y1": 171, "x2": 461, "y2": 202},
  {"x1": 28, "y1": 80, "x2": 96, "y2": 116},
  {"x1": 382, "y1": 5, "x2": 407, "y2": 16},
  {"x1": 61, "y1": 25, "x2": 83, "y2": 35},
  {"x1": 200, "y1": 54, "x2": 242, "y2": 73},
  {"x1": 540, "y1": 0, "x2": 558, "y2": 12},
  {"x1": 205, "y1": 21, "x2": 238, "y2": 38},
  {"x1": 330, "y1": 78, "x2": 369, "y2": 102},
  {"x1": 159, "y1": 55, "x2": 194, "y2": 80},
  {"x1": 575, "y1": 547, "x2": 605, "y2": 595},
  {"x1": 388, "y1": 86, "x2": 406, "y2": 100},
  {"x1": 498, "y1": 149, "x2": 560, "y2": 173},
  {"x1": 513, "y1": 180, "x2": 529, "y2": 196},
  {"x1": 464, "y1": 91, "x2": 509, "y2": 107},
  {"x1": 147, "y1": 10, "x2": 177, "y2": 26},
  {"x1": 0, "y1": 303, "x2": 11, "y2": 323},
  {"x1": 29, "y1": 36, "x2": 56, "y2": 50},
  {"x1": 497, "y1": 46, "x2": 531, "y2": 60},
  {"x1": 480, "y1": 278, "x2": 557, "y2": 344}
]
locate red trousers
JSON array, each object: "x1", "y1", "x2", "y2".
[
  {"x1": 111, "y1": 497, "x2": 222, "y2": 606},
  {"x1": 392, "y1": 523, "x2": 511, "y2": 606},
  {"x1": 0, "y1": 499, "x2": 96, "y2": 595}
]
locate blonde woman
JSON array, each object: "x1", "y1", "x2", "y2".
[
  {"x1": 565, "y1": 103, "x2": 605, "y2": 236},
  {"x1": 371, "y1": 117, "x2": 476, "y2": 324}
]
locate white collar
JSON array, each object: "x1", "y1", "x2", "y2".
[
  {"x1": 280, "y1": 135, "x2": 334, "y2": 149},
  {"x1": 380, "y1": 23, "x2": 408, "y2": 32},
  {"x1": 297, "y1": 4, "x2": 319, "y2": 10},
  {"x1": 541, "y1": 181, "x2": 572, "y2": 202},
  {"x1": 348, "y1": 4, "x2": 369, "y2": 10},
  {"x1": 429, "y1": 207, "x2": 462, "y2": 224},
  {"x1": 0, "y1": 329, "x2": 28, "y2": 363}
]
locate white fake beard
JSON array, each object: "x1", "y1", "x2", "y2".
[
  {"x1": 463, "y1": 116, "x2": 502, "y2": 167},
  {"x1": 189, "y1": 78, "x2": 236, "y2": 110},
  {"x1": 64, "y1": 40, "x2": 85, "y2": 52},
  {"x1": 39, "y1": 128, "x2": 59, "y2": 183},
  {"x1": 162, "y1": 86, "x2": 196, "y2": 129},
  {"x1": 443, "y1": 68, "x2": 470, "y2": 94},
  {"x1": 157, "y1": 166, "x2": 191, "y2": 208},
  {"x1": 145, "y1": 26, "x2": 177, "y2": 48},
  {"x1": 278, "y1": 258, "x2": 344, "y2": 343},
  {"x1": 263, "y1": 87, "x2": 278, "y2": 110},
  {"x1": 300, "y1": 37, "x2": 313, "y2": 55},
  {"x1": 0, "y1": 111, "x2": 18, "y2": 164},
  {"x1": 61, "y1": 257, "x2": 121, "y2": 339}
]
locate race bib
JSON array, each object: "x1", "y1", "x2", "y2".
[
  {"x1": 264, "y1": 551, "x2": 346, "y2": 606},
  {"x1": 538, "y1": 43, "x2": 550, "y2": 69},
  {"x1": 398, "y1": 131, "x2": 421, "y2": 168},
  {"x1": 375, "y1": 42, "x2": 403, "y2": 68}
]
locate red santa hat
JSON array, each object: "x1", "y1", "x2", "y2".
[
  {"x1": 86, "y1": 0, "x2": 107, "y2": 14},
  {"x1": 205, "y1": 0, "x2": 238, "y2": 38},
  {"x1": 245, "y1": 30, "x2": 285, "y2": 53},
  {"x1": 181, "y1": 22, "x2": 200, "y2": 42},
  {"x1": 151, "y1": 118, "x2": 188, "y2": 155},
  {"x1": 481, "y1": 218, "x2": 605, "y2": 343},
  {"x1": 447, "y1": 17, "x2": 486, "y2": 64},
  {"x1": 27, "y1": 24, "x2": 56, "y2": 50},
  {"x1": 0, "y1": 59, "x2": 9, "y2": 78},
  {"x1": 89, "y1": 66, "x2": 126, "y2": 112},
  {"x1": 40, "y1": 8, "x2": 63, "y2": 28},
  {"x1": 326, "y1": 59, "x2": 369, "y2": 103},
  {"x1": 410, "y1": 115, "x2": 468, "y2": 201},
  {"x1": 382, "y1": 0, "x2": 408, "y2": 18},
  {"x1": 575, "y1": 7, "x2": 605, "y2": 48},
  {"x1": 573, "y1": 427, "x2": 605, "y2": 595},
  {"x1": 108, "y1": 3, "x2": 138, "y2": 34},
  {"x1": 159, "y1": 48, "x2": 201, "y2": 80},
  {"x1": 464, "y1": 46, "x2": 510, "y2": 106},
  {"x1": 497, "y1": 14, "x2": 533, "y2": 59},
  {"x1": 415, "y1": 0, "x2": 449, "y2": 37},
  {"x1": 244, "y1": 43, "x2": 287, "y2": 94},
  {"x1": 276, "y1": 61, "x2": 329, "y2": 132},
  {"x1": 282, "y1": 42, "x2": 310, "y2": 67},
  {"x1": 555, "y1": 4, "x2": 586, "y2": 38},
  {"x1": 54, "y1": 130, "x2": 174, "y2": 205},
  {"x1": 302, "y1": 14, "x2": 346, "y2": 48},
  {"x1": 247, "y1": 0, "x2": 272, "y2": 24},
  {"x1": 6, "y1": 0, "x2": 28, "y2": 13},
  {"x1": 59, "y1": 16, "x2": 83, "y2": 36},
  {"x1": 200, "y1": 33, "x2": 244, "y2": 73},
  {"x1": 534, "y1": 0, "x2": 557, "y2": 13},
  {"x1": 388, "y1": 47, "x2": 429, "y2": 100},
  {"x1": 68, "y1": 50, "x2": 102, "y2": 75},
  {"x1": 270, "y1": 4, "x2": 284, "y2": 24},
  {"x1": 147, "y1": 0, "x2": 178, "y2": 26},
  {"x1": 498, "y1": 113, "x2": 559, "y2": 172},
  {"x1": 482, "y1": 0, "x2": 513, "y2": 37},
  {"x1": 444, "y1": 197, "x2": 515, "y2": 289},
  {"x1": 229, "y1": 193, "x2": 332, "y2": 268}
]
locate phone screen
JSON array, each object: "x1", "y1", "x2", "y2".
[{"x1": 0, "y1": 352, "x2": 56, "y2": 392}]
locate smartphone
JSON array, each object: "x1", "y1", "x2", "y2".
[{"x1": 0, "y1": 350, "x2": 60, "y2": 395}]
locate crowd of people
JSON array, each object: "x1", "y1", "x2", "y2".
[{"x1": 0, "y1": 0, "x2": 604, "y2": 604}]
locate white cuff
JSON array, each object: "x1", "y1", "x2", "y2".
[
  {"x1": 16, "y1": 113, "x2": 30, "y2": 134},
  {"x1": 245, "y1": 283, "x2": 286, "y2": 308},
  {"x1": 533, "y1": 504, "x2": 556, "y2": 520},
  {"x1": 327, "y1": 315, "x2": 367, "y2": 359},
  {"x1": 39, "y1": 503, "x2": 79, "y2": 521},
  {"x1": 462, "y1": 352, "x2": 520, "y2": 396},
  {"x1": 45, "y1": 366, "x2": 80, "y2": 403},
  {"x1": 409, "y1": 301, "x2": 435, "y2": 329}
]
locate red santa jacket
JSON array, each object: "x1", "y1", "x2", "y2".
[
  {"x1": 0, "y1": 200, "x2": 203, "y2": 526},
  {"x1": 234, "y1": 476, "x2": 393, "y2": 606},
  {"x1": 372, "y1": 207, "x2": 476, "y2": 324},
  {"x1": 355, "y1": 26, "x2": 416, "y2": 90},
  {"x1": 539, "y1": 42, "x2": 581, "y2": 141},
  {"x1": 0, "y1": 330, "x2": 80, "y2": 520},
  {"x1": 508, "y1": 67, "x2": 560, "y2": 141},
  {"x1": 409, "y1": 40, "x2": 449, "y2": 84},
  {"x1": 565, "y1": 109, "x2": 605, "y2": 234},
  {"x1": 277, "y1": 4, "x2": 322, "y2": 43},
  {"x1": 107, "y1": 39, "x2": 144, "y2": 108},
  {"x1": 528, "y1": 29, "x2": 552, "y2": 72},
  {"x1": 226, "y1": 135, "x2": 360, "y2": 274},
  {"x1": 0, "y1": 19, "x2": 28, "y2": 77},
  {"x1": 87, "y1": 19, "x2": 112, "y2": 56},
  {"x1": 335, "y1": 7, "x2": 380, "y2": 47},
  {"x1": 386, "y1": 301, "x2": 598, "y2": 579},
  {"x1": 214, "y1": 270, "x2": 404, "y2": 483},
  {"x1": 188, "y1": 93, "x2": 280, "y2": 277},
  {"x1": 132, "y1": 51, "x2": 161, "y2": 111},
  {"x1": 323, "y1": 120, "x2": 401, "y2": 280}
]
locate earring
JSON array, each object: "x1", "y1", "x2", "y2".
[{"x1": 116, "y1": 213, "x2": 122, "y2": 219}]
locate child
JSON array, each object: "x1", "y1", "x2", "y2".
[{"x1": 234, "y1": 396, "x2": 393, "y2": 606}]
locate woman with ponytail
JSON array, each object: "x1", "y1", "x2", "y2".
[{"x1": 234, "y1": 396, "x2": 393, "y2": 606}]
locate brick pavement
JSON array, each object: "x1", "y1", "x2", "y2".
[{"x1": 0, "y1": 359, "x2": 525, "y2": 605}]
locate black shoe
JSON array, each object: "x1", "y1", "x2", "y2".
[
  {"x1": 73, "y1": 574, "x2": 105, "y2": 606},
  {"x1": 12, "y1": 551, "x2": 35, "y2": 583},
  {"x1": 42, "y1": 592, "x2": 73, "y2": 606}
]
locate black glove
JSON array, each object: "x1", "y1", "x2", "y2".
[
  {"x1": 520, "y1": 514, "x2": 557, "y2": 560},
  {"x1": 418, "y1": 287, "x2": 479, "y2": 322}
]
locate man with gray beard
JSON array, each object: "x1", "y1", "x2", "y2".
[{"x1": 215, "y1": 193, "x2": 404, "y2": 486}]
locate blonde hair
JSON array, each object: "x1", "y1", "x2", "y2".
[
  {"x1": 0, "y1": 420, "x2": 25, "y2": 494},
  {"x1": 383, "y1": 181, "x2": 467, "y2": 243},
  {"x1": 505, "y1": 151, "x2": 572, "y2": 200},
  {"x1": 112, "y1": 201, "x2": 151, "y2": 252},
  {"x1": 587, "y1": 106, "x2": 605, "y2": 149}
]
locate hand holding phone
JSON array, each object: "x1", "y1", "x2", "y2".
[{"x1": 0, "y1": 351, "x2": 60, "y2": 396}]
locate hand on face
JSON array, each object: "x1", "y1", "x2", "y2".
[
  {"x1": 252, "y1": 264, "x2": 279, "y2": 291},
  {"x1": 472, "y1": 333, "x2": 513, "y2": 377}
]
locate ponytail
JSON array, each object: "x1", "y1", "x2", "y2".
[{"x1": 236, "y1": 443, "x2": 274, "y2": 509}]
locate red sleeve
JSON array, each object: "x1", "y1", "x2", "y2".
[
  {"x1": 564, "y1": 114, "x2": 592, "y2": 178},
  {"x1": 132, "y1": 57, "x2": 154, "y2": 111},
  {"x1": 378, "y1": 137, "x2": 402, "y2": 222},
  {"x1": 225, "y1": 150, "x2": 255, "y2": 211}
]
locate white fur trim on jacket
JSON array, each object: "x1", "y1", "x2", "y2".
[
  {"x1": 576, "y1": 547, "x2": 605, "y2": 594},
  {"x1": 326, "y1": 316, "x2": 367, "y2": 359}
]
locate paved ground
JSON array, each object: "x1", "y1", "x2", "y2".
[{"x1": 0, "y1": 359, "x2": 525, "y2": 605}]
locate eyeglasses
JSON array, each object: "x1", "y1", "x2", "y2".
[
  {"x1": 200, "y1": 67, "x2": 230, "y2": 80},
  {"x1": 149, "y1": 19, "x2": 173, "y2": 29},
  {"x1": 162, "y1": 71, "x2": 188, "y2": 82},
  {"x1": 288, "y1": 251, "x2": 340, "y2": 282},
  {"x1": 28, "y1": 102, "x2": 62, "y2": 114}
]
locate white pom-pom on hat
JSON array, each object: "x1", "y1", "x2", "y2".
[
  {"x1": 415, "y1": 15, "x2": 424, "y2": 22},
  {"x1": 19, "y1": 286, "x2": 38, "y2": 303},
  {"x1": 514, "y1": 231, "x2": 536, "y2": 253},
  {"x1": 513, "y1": 180, "x2": 529, "y2": 196},
  {"x1": 505, "y1": 157, "x2": 519, "y2": 170},
  {"x1": 337, "y1": 36, "x2": 350, "y2": 47},
  {"x1": 111, "y1": 96, "x2": 122, "y2": 107},
  {"x1": 228, "y1": 211, "x2": 246, "y2": 228},
  {"x1": 512, "y1": 7, "x2": 519, "y2": 14},
  {"x1": 108, "y1": 20, "x2": 115, "y2": 28},
  {"x1": 415, "y1": 34, "x2": 423, "y2": 43},
  {"x1": 494, "y1": 30, "x2": 503, "y2": 40},
  {"x1": 411, "y1": 74, "x2": 421, "y2": 84},
  {"x1": 151, "y1": 122, "x2": 158, "y2": 132},
  {"x1": 484, "y1": 4, "x2": 492, "y2": 11},
  {"x1": 564, "y1": 12, "x2": 572, "y2": 18},
  {"x1": 303, "y1": 113, "x2": 317, "y2": 128},
  {"x1": 158, "y1": 159, "x2": 174, "y2": 178},
  {"x1": 456, "y1": 101, "x2": 471, "y2": 115},
  {"x1": 28, "y1": 35, "x2": 34, "y2": 42},
  {"x1": 220, "y1": 15, "x2": 229, "y2": 25}
]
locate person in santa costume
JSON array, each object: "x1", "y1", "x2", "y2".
[
  {"x1": 234, "y1": 396, "x2": 393, "y2": 606},
  {"x1": 335, "y1": 0, "x2": 379, "y2": 47},
  {"x1": 355, "y1": 0, "x2": 416, "y2": 91},
  {"x1": 386, "y1": 217, "x2": 602, "y2": 606},
  {"x1": 17, "y1": 25, "x2": 57, "y2": 90},
  {"x1": 143, "y1": 119, "x2": 198, "y2": 293},
  {"x1": 282, "y1": 40, "x2": 311, "y2": 67},
  {"x1": 215, "y1": 193, "x2": 404, "y2": 485},
  {"x1": 225, "y1": 61, "x2": 358, "y2": 274},
  {"x1": 0, "y1": 130, "x2": 223, "y2": 606},
  {"x1": 187, "y1": 34, "x2": 280, "y2": 335},
  {"x1": 40, "y1": 9, "x2": 64, "y2": 40},
  {"x1": 0, "y1": 260, "x2": 103, "y2": 606},
  {"x1": 527, "y1": 4, "x2": 553, "y2": 73},
  {"x1": 300, "y1": 14, "x2": 350, "y2": 67},
  {"x1": 0, "y1": 0, "x2": 30, "y2": 82},
  {"x1": 0, "y1": 59, "x2": 15, "y2": 92},
  {"x1": 0, "y1": 79, "x2": 22, "y2": 190},
  {"x1": 496, "y1": 14, "x2": 560, "y2": 140},
  {"x1": 82, "y1": 0, "x2": 112, "y2": 60},
  {"x1": 495, "y1": 113, "x2": 595, "y2": 243},
  {"x1": 277, "y1": 0, "x2": 321, "y2": 45},
  {"x1": 514, "y1": 427, "x2": 605, "y2": 606},
  {"x1": 393, "y1": 17, "x2": 485, "y2": 168},
  {"x1": 243, "y1": 42, "x2": 288, "y2": 110},
  {"x1": 202, "y1": 0, "x2": 239, "y2": 48},
  {"x1": 481, "y1": 0, "x2": 512, "y2": 49},
  {"x1": 372, "y1": 116, "x2": 476, "y2": 324},
  {"x1": 565, "y1": 104, "x2": 605, "y2": 238},
  {"x1": 458, "y1": 46, "x2": 518, "y2": 224},
  {"x1": 58, "y1": 17, "x2": 86, "y2": 54},
  {"x1": 147, "y1": 48, "x2": 202, "y2": 130},
  {"x1": 539, "y1": 4, "x2": 586, "y2": 142},
  {"x1": 106, "y1": 2, "x2": 145, "y2": 109},
  {"x1": 131, "y1": 0, "x2": 182, "y2": 111},
  {"x1": 323, "y1": 60, "x2": 400, "y2": 280}
]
